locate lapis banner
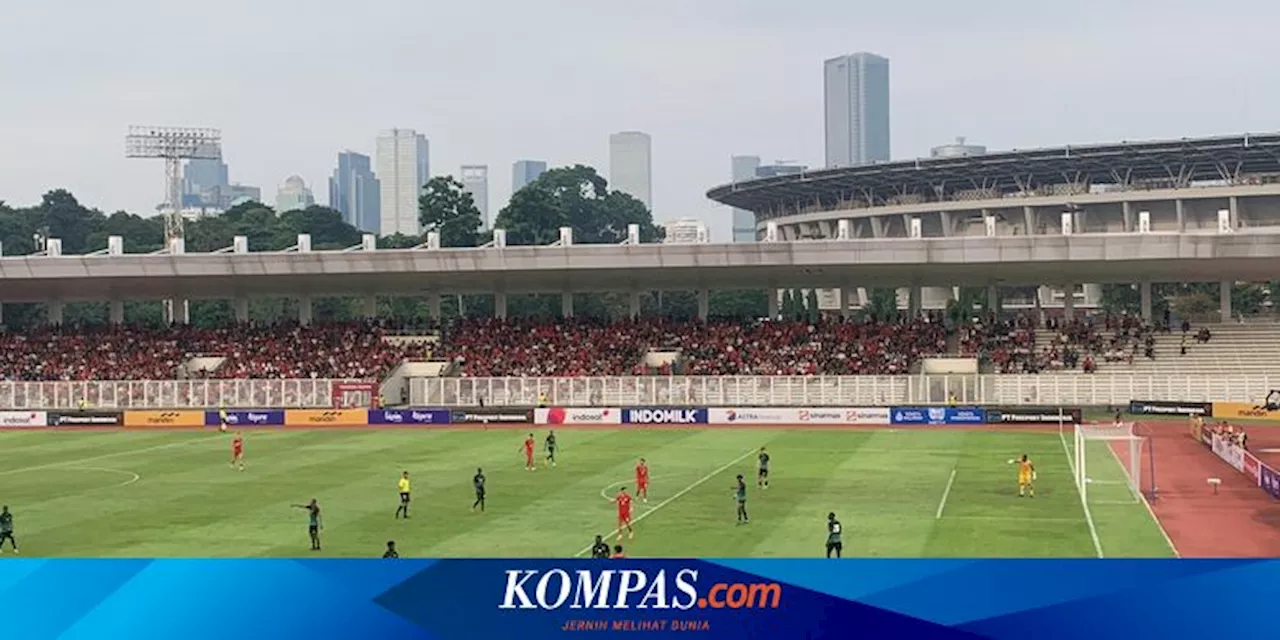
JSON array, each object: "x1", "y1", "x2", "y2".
[
  {"x1": 890, "y1": 406, "x2": 986, "y2": 425},
  {"x1": 369, "y1": 408, "x2": 451, "y2": 425},
  {"x1": 621, "y1": 407, "x2": 709, "y2": 424},
  {"x1": 204, "y1": 409, "x2": 286, "y2": 427},
  {"x1": 4, "y1": 559, "x2": 1280, "y2": 639}
]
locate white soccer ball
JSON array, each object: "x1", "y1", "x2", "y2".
[{"x1": 220, "y1": 424, "x2": 227, "y2": 433}]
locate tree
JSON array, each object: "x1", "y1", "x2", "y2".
[
  {"x1": 1168, "y1": 291, "x2": 1216, "y2": 320},
  {"x1": 419, "y1": 176, "x2": 483, "y2": 248},
  {"x1": 866, "y1": 288, "x2": 899, "y2": 321},
  {"x1": 494, "y1": 166, "x2": 661, "y2": 246},
  {"x1": 805, "y1": 289, "x2": 821, "y2": 323},
  {"x1": 1099, "y1": 284, "x2": 1141, "y2": 316}
]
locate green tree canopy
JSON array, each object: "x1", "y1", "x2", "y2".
[
  {"x1": 494, "y1": 165, "x2": 661, "y2": 245},
  {"x1": 419, "y1": 176, "x2": 483, "y2": 248}
]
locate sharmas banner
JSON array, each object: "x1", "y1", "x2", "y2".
[{"x1": 2, "y1": 559, "x2": 1280, "y2": 639}]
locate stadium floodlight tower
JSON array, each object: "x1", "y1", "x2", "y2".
[{"x1": 125, "y1": 126, "x2": 222, "y2": 245}]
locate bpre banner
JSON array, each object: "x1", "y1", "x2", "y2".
[
  {"x1": 49, "y1": 411, "x2": 123, "y2": 427},
  {"x1": 1211, "y1": 433, "x2": 1246, "y2": 473},
  {"x1": 124, "y1": 410, "x2": 206, "y2": 428},
  {"x1": 1212, "y1": 402, "x2": 1280, "y2": 421},
  {"x1": 1128, "y1": 400, "x2": 1213, "y2": 416},
  {"x1": 450, "y1": 409, "x2": 532, "y2": 424},
  {"x1": 1243, "y1": 452, "x2": 1263, "y2": 484},
  {"x1": 534, "y1": 407, "x2": 621, "y2": 425},
  {"x1": 622, "y1": 408, "x2": 708, "y2": 424},
  {"x1": 1261, "y1": 463, "x2": 1280, "y2": 500},
  {"x1": 285, "y1": 409, "x2": 369, "y2": 426},
  {"x1": 890, "y1": 406, "x2": 987, "y2": 425},
  {"x1": 369, "y1": 409, "x2": 451, "y2": 425},
  {"x1": 204, "y1": 410, "x2": 286, "y2": 427},
  {"x1": 987, "y1": 407, "x2": 1083, "y2": 424},
  {"x1": 0, "y1": 411, "x2": 47, "y2": 427},
  {"x1": 705, "y1": 408, "x2": 890, "y2": 425}
]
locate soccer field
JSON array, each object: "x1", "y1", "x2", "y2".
[{"x1": 0, "y1": 427, "x2": 1175, "y2": 558}]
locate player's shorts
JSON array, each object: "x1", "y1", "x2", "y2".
[
  {"x1": 618, "y1": 514, "x2": 632, "y2": 525},
  {"x1": 475, "y1": 488, "x2": 485, "y2": 499},
  {"x1": 0, "y1": 532, "x2": 13, "y2": 542},
  {"x1": 233, "y1": 449, "x2": 243, "y2": 457},
  {"x1": 637, "y1": 481, "x2": 648, "y2": 491},
  {"x1": 758, "y1": 468, "x2": 769, "y2": 478},
  {"x1": 826, "y1": 541, "x2": 842, "y2": 554},
  {"x1": 547, "y1": 448, "x2": 556, "y2": 456},
  {"x1": 1018, "y1": 474, "x2": 1032, "y2": 486},
  {"x1": 400, "y1": 492, "x2": 410, "y2": 504},
  {"x1": 308, "y1": 525, "x2": 319, "y2": 535}
]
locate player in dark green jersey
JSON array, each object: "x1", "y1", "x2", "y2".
[
  {"x1": 757, "y1": 448, "x2": 770, "y2": 489},
  {"x1": 0, "y1": 506, "x2": 16, "y2": 554},
  {"x1": 734, "y1": 475, "x2": 749, "y2": 524},
  {"x1": 544, "y1": 431, "x2": 558, "y2": 468},
  {"x1": 291, "y1": 499, "x2": 322, "y2": 551},
  {"x1": 472, "y1": 468, "x2": 487, "y2": 512},
  {"x1": 589, "y1": 535, "x2": 611, "y2": 559},
  {"x1": 826, "y1": 512, "x2": 843, "y2": 558}
]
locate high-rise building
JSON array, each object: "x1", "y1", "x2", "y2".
[
  {"x1": 609, "y1": 131, "x2": 652, "y2": 211},
  {"x1": 275, "y1": 175, "x2": 315, "y2": 212},
  {"x1": 183, "y1": 158, "x2": 229, "y2": 196},
  {"x1": 329, "y1": 151, "x2": 381, "y2": 233},
  {"x1": 730, "y1": 155, "x2": 762, "y2": 242},
  {"x1": 824, "y1": 52, "x2": 890, "y2": 168},
  {"x1": 662, "y1": 218, "x2": 708, "y2": 244},
  {"x1": 512, "y1": 160, "x2": 547, "y2": 193},
  {"x1": 459, "y1": 165, "x2": 490, "y2": 229},
  {"x1": 375, "y1": 128, "x2": 430, "y2": 236}
]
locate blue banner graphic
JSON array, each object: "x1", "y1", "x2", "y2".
[
  {"x1": 1261, "y1": 463, "x2": 1280, "y2": 500},
  {"x1": 203, "y1": 409, "x2": 285, "y2": 427},
  {"x1": 369, "y1": 408, "x2": 451, "y2": 425},
  {"x1": 622, "y1": 407, "x2": 709, "y2": 424},
  {"x1": 890, "y1": 406, "x2": 987, "y2": 425},
  {"x1": 4, "y1": 559, "x2": 1280, "y2": 639}
]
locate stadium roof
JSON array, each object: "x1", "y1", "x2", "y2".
[{"x1": 707, "y1": 133, "x2": 1280, "y2": 212}]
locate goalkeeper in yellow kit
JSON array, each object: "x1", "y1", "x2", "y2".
[{"x1": 1012, "y1": 454, "x2": 1036, "y2": 498}]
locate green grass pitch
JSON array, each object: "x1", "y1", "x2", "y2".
[{"x1": 0, "y1": 427, "x2": 1175, "y2": 558}]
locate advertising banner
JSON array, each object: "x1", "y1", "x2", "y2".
[
  {"x1": 124, "y1": 410, "x2": 206, "y2": 428},
  {"x1": 1261, "y1": 463, "x2": 1280, "y2": 500},
  {"x1": 204, "y1": 410, "x2": 287, "y2": 427},
  {"x1": 1243, "y1": 452, "x2": 1263, "y2": 485},
  {"x1": 708, "y1": 408, "x2": 792, "y2": 425},
  {"x1": 1211, "y1": 434, "x2": 1246, "y2": 473},
  {"x1": 534, "y1": 407, "x2": 621, "y2": 425},
  {"x1": 369, "y1": 409, "x2": 451, "y2": 425},
  {"x1": 704, "y1": 408, "x2": 890, "y2": 425},
  {"x1": 450, "y1": 409, "x2": 532, "y2": 424},
  {"x1": 1211, "y1": 402, "x2": 1280, "y2": 421},
  {"x1": 285, "y1": 409, "x2": 369, "y2": 426},
  {"x1": 0, "y1": 411, "x2": 48, "y2": 428},
  {"x1": 987, "y1": 407, "x2": 1083, "y2": 424},
  {"x1": 49, "y1": 411, "x2": 123, "y2": 427},
  {"x1": 890, "y1": 407, "x2": 987, "y2": 426},
  {"x1": 621, "y1": 408, "x2": 708, "y2": 425},
  {"x1": 1128, "y1": 400, "x2": 1213, "y2": 417}
]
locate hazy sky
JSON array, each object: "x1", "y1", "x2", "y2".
[{"x1": 3, "y1": 1, "x2": 1278, "y2": 241}]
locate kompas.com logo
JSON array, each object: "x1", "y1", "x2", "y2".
[{"x1": 499, "y1": 568, "x2": 781, "y2": 610}]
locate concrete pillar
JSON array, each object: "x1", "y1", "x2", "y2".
[
  {"x1": 869, "y1": 217, "x2": 885, "y2": 238},
  {"x1": 166, "y1": 299, "x2": 190, "y2": 325},
  {"x1": 298, "y1": 296, "x2": 313, "y2": 326},
  {"x1": 109, "y1": 300, "x2": 124, "y2": 325},
  {"x1": 428, "y1": 293, "x2": 442, "y2": 319},
  {"x1": 1221, "y1": 281, "x2": 1232, "y2": 323},
  {"x1": 697, "y1": 289, "x2": 710, "y2": 320},
  {"x1": 363, "y1": 296, "x2": 378, "y2": 319},
  {"x1": 561, "y1": 292, "x2": 574, "y2": 318},
  {"x1": 1023, "y1": 206, "x2": 1035, "y2": 235},
  {"x1": 1175, "y1": 199, "x2": 1186, "y2": 232},
  {"x1": 767, "y1": 290, "x2": 779, "y2": 319},
  {"x1": 1229, "y1": 196, "x2": 1240, "y2": 229},
  {"x1": 1140, "y1": 282, "x2": 1153, "y2": 322},
  {"x1": 987, "y1": 284, "x2": 999, "y2": 313},
  {"x1": 629, "y1": 291, "x2": 641, "y2": 319},
  {"x1": 48, "y1": 301, "x2": 64, "y2": 326},
  {"x1": 908, "y1": 286, "x2": 922, "y2": 317},
  {"x1": 939, "y1": 211, "x2": 953, "y2": 237},
  {"x1": 1122, "y1": 201, "x2": 1134, "y2": 232},
  {"x1": 495, "y1": 292, "x2": 508, "y2": 319},
  {"x1": 234, "y1": 297, "x2": 249, "y2": 323},
  {"x1": 839, "y1": 287, "x2": 851, "y2": 319},
  {"x1": 1063, "y1": 284, "x2": 1076, "y2": 320}
]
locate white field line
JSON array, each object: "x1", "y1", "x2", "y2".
[
  {"x1": 935, "y1": 468, "x2": 957, "y2": 520},
  {"x1": 0, "y1": 434, "x2": 228, "y2": 478},
  {"x1": 1103, "y1": 430, "x2": 1180, "y2": 558},
  {"x1": 599, "y1": 476, "x2": 664, "y2": 501},
  {"x1": 1059, "y1": 423, "x2": 1105, "y2": 558},
  {"x1": 575, "y1": 449, "x2": 757, "y2": 557},
  {"x1": 67, "y1": 466, "x2": 142, "y2": 489},
  {"x1": 943, "y1": 515, "x2": 1082, "y2": 524}
]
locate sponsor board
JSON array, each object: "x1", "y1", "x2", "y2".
[
  {"x1": 369, "y1": 409, "x2": 451, "y2": 425},
  {"x1": 987, "y1": 407, "x2": 1083, "y2": 424},
  {"x1": 534, "y1": 407, "x2": 621, "y2": 425},
  {"x1": 124, "y1": 410, "x2": 206, "y2": 428},
  {"x1": 1243, "y1": 452, "x2": 1262, "y2": 485},
  {"x1": 1128, "y1": 400, "x2": 1213, "y2": 416},
  {"x1": 204, "y1": 410, "x2": 286, "y2": 427},
  {"x1": 1211, "y1": 434, "x2": 1246, "y2": 473},
  {"x1": 705, "y1": 408, "x2": 889, "y2": 425},
  {"x1": 1211, "y1": 402, "x2": 1280, "y2": 421},
  {"x1": 1261, "y1": 463, "x2": 1280, "y2": 500},
  {"x1": 285, "y1": 409, "x2": 369, "y2": 426},
  {"x1": 451, "y1": 409, "x2": 532, "y2": 424},
  {"x1": 890, "y1": 406, "x2": 987, "y2": 426},
  {"x1": 622, "y1": 408, "x2": 708, "y2": 425},
  {"x1": 0, "y1": 411, "x2": 48, "y2": 427},
  {"x1": 49, "y1": 411, "x2": 123, "y2": 427}
]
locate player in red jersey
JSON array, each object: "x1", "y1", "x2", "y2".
[
  {"x1": 522, "y1": 433, "x2": 536, "y2": 471},
  {"x1": 230, "y1": 432, "x2": 245, "y2": 471},
  {"x1": 635, "y1": 458, "x2": 650, "y2": 503},
  {"x1": 613, "y1": 487, "x2": 635, "y2": 541}
]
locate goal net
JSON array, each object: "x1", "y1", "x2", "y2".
[{"x1": 1067, "y1": 422, "x2": 1148, "y2": 505}]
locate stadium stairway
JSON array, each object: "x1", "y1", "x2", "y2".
[{"x1": 1038, "y1": 324, "x2": 1280, "y2": 375}]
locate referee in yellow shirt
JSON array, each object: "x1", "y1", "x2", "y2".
[{"x1": 395, "y1": 471, "x2": 412, "y2": 519}]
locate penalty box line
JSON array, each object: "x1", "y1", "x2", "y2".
[{"x1": 574, "y1": 448, "x2": 758, "y2": 557}]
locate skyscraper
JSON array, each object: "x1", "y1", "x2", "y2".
[
  {"x1": 275, "y1": 175, "x2": 315, "y2": 212},
  {"x1": 460, "y1": 165, "x2": 490, "y2": 229},
  {"x1": 608, "y1": 131, "x2": 652, "y2": 211},
  {"x1": 730, "y1": 155, "x2": 762, "y2": 242},
  {"x1": 329, "y1": 151, "x2": 381, "y2": 233},
  {"x1": 375, "y1": 128, "x2": 430, "y2": 236},
  {"x1": 183, "y1": 158, "x2": 229, "y2": 196},
  {"x1": 824, "y1": 52, "x2": 890, "y2": 167},
  {"x1": 511, "y1": 160, "x2": 548, "y2": 193}
]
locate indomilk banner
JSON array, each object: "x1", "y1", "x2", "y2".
[{"x1": 622, "y1": 408, "x2": 708, "y2": 424}]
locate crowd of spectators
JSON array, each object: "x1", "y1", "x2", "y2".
[{"x1": 960, "y1": 313, "x2": 1162, "y2": 373}]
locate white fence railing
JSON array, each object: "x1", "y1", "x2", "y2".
[
  {"x1": 410, "y1": 374, "x2": 1280, "y2": 408},
  {"x1": 0, "y1": 379, "x2": 364, "y2": 410}
]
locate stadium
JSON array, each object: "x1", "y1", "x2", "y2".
[{"x1": 1, "y1": 133, "x2": 1279, "y2": 561}]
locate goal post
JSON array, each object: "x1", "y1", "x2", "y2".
[{"x1": 1073, "y1": 422, "x2": 1147, "y2": 505}]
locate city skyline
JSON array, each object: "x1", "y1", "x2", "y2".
[
  {"x1": 375, "y1": 129, "x2": 430, "y2": 237},
  {"x1": 329, "y1": 151, "x2": 380, "y2": 233}
]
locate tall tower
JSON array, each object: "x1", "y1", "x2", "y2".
[
  {"x1": 460, "y1": 165, "x2": 490, "y2": 229},
  {"x1": 608, "y1": 131, "x2": 653, "y2": 211},
  {"x1": 824, "y1": 53, "x2": 890, "y2": 168},
  {"x1": 730, "y1": 155, "x2": 762, "y2": 242},
  {"x1": 329, "y1": 151, "x2": 381, "y2": 233},
  {"x1": 512, "y1": 160, "x2": 548, "y2": 193},
  {"x1": 375, "y1": 129, "x2": 430, "y2": 236}
]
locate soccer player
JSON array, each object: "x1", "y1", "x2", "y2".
[
  {"x1": 757, "y1": 447, "x2": 770, "y2": 489},
  {"x1": 472, "y1": 467, "x2": 487, "y2": 512},
  {"x1": 590, "y1": 535, "x2": 611, "y2": 559},
  {"x1": 1015, "y1": 454, "x2": 1036, "y2": 498},
  {"x1": 613, "y1": 487, "x2": 635, "y2": 541},
  {"x1": 219, "y1": 406, "x2": 229, "y2": 432},
  {"x1": 383, "y1": 540, "x2": 399, "y2": 558},
  {"x1": 292, "y1": 499, "x2": 323, "y2": 551},
  {"x1": 395, "y1": 471, "x2": 411, "y2": 519},
  {"x1": 0, "y1": 506, "x2": 16, "y2": 554},
  {"x1": 522, "y1": 433, "x2": 536, "y2": 471},
  {"x1": 635, "y1": 458, "x2": 650, "y2": 503},
  {"x1": 825, "y1": 512, "x2": 843, "y2": 558},
  {"x1": 611, "y1": 544, "x2": 626, "y2": 559},
  {"x1": 734, "y1": 475, "x2": 749, "y2": 525},
  {"x1": 231, "y1": 432, "x2": 245, "y2": 471},
  {"x1": 545, "y1": 430, "x2": 558, "y2": 468}
]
